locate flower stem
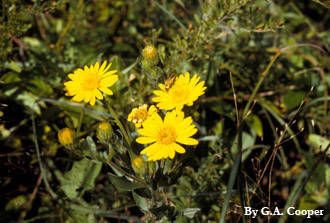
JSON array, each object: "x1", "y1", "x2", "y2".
[
  {"x1": 106, "y1": 101, "x2": 132, "y2": 146},
  {"x1": 108, "y1": 144, "x2": 116, "y2": 160}
]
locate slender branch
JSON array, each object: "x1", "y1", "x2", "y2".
[
  {"x1": 106, "y1": 102, "x2": 132, "y2": 146},
  {"x1": 31, "y1": 111, "x2": 57, "y2": 199},
  {"x1": 243, "y1": 52, "x2": 281, "y2": 118}
]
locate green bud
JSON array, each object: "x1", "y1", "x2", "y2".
[
  {"x1": 131, "y1": 155, "x2": 146, "y2": 175},
  {"x1": 96, "y1": 121, "x2": 112, "y2": 144},
  {"x1": 142, "y1": 45, "x2": 158, "y2": 66}
]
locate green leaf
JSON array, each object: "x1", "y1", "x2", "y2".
[
  {"x1": 5, "y1": 195, "x2": 28, "y2": 211},
  {"x1": 246, "y1": 115, "x2": 263, "y2": 137},
  {"x1": 16, "y1": 92, "x2": 42, "y2": 114},
  {"x1": 231, "y1": 132, "x2": 256, "y2": 160},
  {"x1": 326, "y1": 166, "x2": 330, "y2": 195},
  {"x1": 59, "y1": 158, "x2": 102, "y2": 199},
  {"x1": 110, "y1": 55, "x2": 124, "y2": 70},
  {"x1": 86, "y1": 136, "x2": 97, "y2": 153},
  {"x1": 158, "y1": 44, "x2": 166, "y2": 64},
  {"x1": 4, "y1": 61, "x2": 22, "y2": 73},
  {"x1": 43, "y1": 98, "x2": 111, "y2": 121},
  {"x1": 79, "y1": 136, "x2": 98, "y2": 158},
  {"x1": 183, "y1": 208, "x2": 200, "y2": 219},
  {"x1": 22, "y1": 37, "x2": 44, "y2": 52},
  {"x1": 163, "y1": 159, "x2": 173, "y2": 175},
  {"x1": 66, "y1": 209, "x2": 97, "y2": 223},
  {"x1": 0, "y1": 72, "x2": 21, "y2": 83},
  {"x1": 108, "y1": 174, "x2": 145, "y2": 192},
  {"x1": 28, "y1": 78, "x2": 54, "y2": 96},
  {"x1": 213, "y1": 120, "x2": 223, "y2": 136},
  {"x1": 306, "y1": 134, "x2": 330, "y2": 155},
  {"x1": 132, "y1": 191, "x2": 149, "y2": 211},
  {"x1": 283, "y1": 91, "x2": 305, "y2": 110},
  {"x1": 259, "y1": 99, "x2": 282, "y2": 116},
  {"x1": 298, "y1": 196, "x2": 319, "y2": 210},
  {"x1": 312, "y1": 0, "x2": 330, "y2": 8}
]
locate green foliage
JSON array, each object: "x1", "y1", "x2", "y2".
[
  {"x1": 57, "y1": 158, "x2": 102, "y2": 199},
  {"x1": 307, "y1": 134, "x2": 330, "y2": 155}
]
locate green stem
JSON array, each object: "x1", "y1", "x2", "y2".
[
  {"x1": 107, "y1": 161, "x2": 145, "y2": 184},
  {"x1": 220, "y1": 126, "x2": 243, "y2": 223},
  {"x1": 155, "y1": 2, "x2": 187, "y2": 31},
  {"x1": 108, "y1": 144, "x2": 116, "y2": 160},
  {"x1": 106, "y1": 102, "x2": 132, "y2": 146},
  {"x1": 75, "y1": 107, "x2": 84, "y2": 143},
  {"x1": 31, "y1": 112, "x2": 57, "y2": 199},
  {"x1": 243, "y1": 52, "x2": 281, "y2": 118},
  {"x1": 220, "y1": 73, "x2": 246, "y2": 223},
  {"x1": 55, "y1": 0, "x2": 84, "y2": 51}
]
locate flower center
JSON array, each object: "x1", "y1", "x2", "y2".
[
  {"x1": 157, "y1": 126, "x2": 177, "y2": 145},
  {"x1": 82, "y1": 75, "x2": 100, "y2": 91},
  {"x1": 132, "y1": 109, "x2": 148, "y2": 123},
  {"x1": 170, "y1": 86, "x2": 188, "y2": 104}
]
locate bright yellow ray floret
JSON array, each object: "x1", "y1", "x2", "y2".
[
  {"x1": 127, "y1": 104, "x2": 157, "y2": 128},
  {"x1": 64, "y1": 61, "x2": 118, "y2": 106},
  {"x1": 152, "y1": 72, "x2": 206, "y2": 111},
  {"x1": 136, "y1": 110, "x2": 198, "y2": 161}
]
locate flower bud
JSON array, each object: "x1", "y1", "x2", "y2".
[
  {"x1": 142, "y1": 45, "x2": 158, "y2": 66},
  {"x1": 142, "y1": 45, "x2": 157, "y2": 60},
  {"x1": 58, "y1": 128, "x2": 74, "y2": 146},
  {"x1": 96, "y1": 121, "x2": 112, "y2": 143},
  {"x1": 131, "y1": 155, "x2": 145, "y2": 174}
]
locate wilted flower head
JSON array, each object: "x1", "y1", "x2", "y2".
[
  {"x1": 127, "y1": 104, "x2": 157, "y2": 128},
  {"x1": 153, "y1": 72, "x2": 206, "y2": 111},
  {"x1": 58, "y1": 128, "x2": 74, "y2": 146},
  {"x1": 136, "y1": 110, "x2": 198, "y2": 161},
  {"x1": 64, "y1": 61, "x2": 118, "y2": 106}
]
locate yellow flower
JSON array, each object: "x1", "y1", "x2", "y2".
[
  {"x1": 64, "y1": 61, "x2": 118, "y2": 106},
  {"x1": 127, "y1": 104, "x2": 157, "y2": 128},
  {"x1": 136, "y1": 110, "x2": 198, "y2": 161},
  {"x1": 58, "y1": 128, "x2": 74, "y2": 146},
  {"x1": 152, "y1": 72, "x2": 206, "y2": 111}
]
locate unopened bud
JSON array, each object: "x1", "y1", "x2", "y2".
[
  {"x1": 58, "y1": 128, "x2": 74, "y2": 147},
  {"x1": 96, "y1": 121, "x2": 112, "y2": 143},
  {"x1": 131, "y1": 156, "x2": 145, "y2": 174},
  {"x1": 142, "y1": 45, "x2": 157, "y2": 59},
  {"x1": 142, "y1": 45, "x2": 158, "y2": 66}
]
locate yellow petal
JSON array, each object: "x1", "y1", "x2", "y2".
[
  {"x1": 94, "y1": 62, "x2": 100, "y2": 71},
  {"x1": 136, "y1": 137, "x2": 156, "y2": 144},
  {"x1": 172, "y1": 143, "x2": 186, "y2": 154},
  {"x1": 100, "y1": 75, "x2": 118, "y2": 87},
  {"x1": 99, "y1": 61, "x2": 107, "y2": 72},
  {"x1": 176, "y1": 137, "x2": 198, "y2": 145},
  {"x1": 72, "y1": 93, "x2": 84, "y2": 102},
  {"x1": 99, "y1": 87, "x2": 113, "y2": 95},
  {"x1": 89, "y1": 96, "x2": 96, "y2": 106},
  {"x1": 140, "y1": 143, "x2": 158, "y2": 155},
  {"x1": 95, "y1": 89, "x2": 103, "y2": 99}
]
